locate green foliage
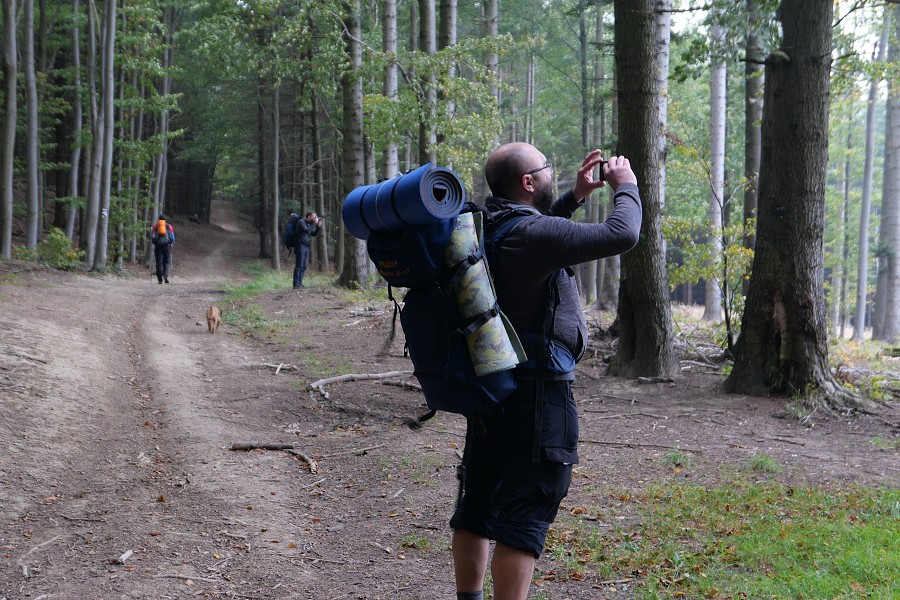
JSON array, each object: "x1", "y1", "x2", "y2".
[
  {"x1": 15, "y1": 228, "x2": 85, "y2": 270},
  {"x1": 544, "y1": 480, "x2": 899, "y2": 598}
]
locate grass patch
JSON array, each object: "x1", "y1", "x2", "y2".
[
  {"x1": 222, "y1": 262, "x2": 292, "y2": 303},
  {"x1": 296, "y1": 349, "x2": 353, "y2": 379},
  {"x1": 746, "y1": 452, "x2": 783, "y2": 474},
  {"x1": 541, "y1": 480, "x2": 899, "y2": 599},
  {"x1": 662, "y1": 449, "x2": 694, "y2": 469},
  {"x1": 222, "y1": 303, "x2": 290, "y2": 333},
  {"x1": 869, "y1": 436, "x2": 900, "y2": 451}
]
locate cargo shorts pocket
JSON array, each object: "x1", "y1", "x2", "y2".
[{"x1": 542, "y1": 382, "x2": 578, "y2": 464}]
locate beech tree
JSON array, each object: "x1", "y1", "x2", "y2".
[
  {"x1": 852, "y1": 19, "x2": 889, "y2": 341},
  {"x1": 607, "y1": 0, "x2": 679, "y2": 379},
  {"x1": 725, "y1": 0, "x2": 869, "y2": 409},
  {"x1": 0, "y1": 0, "x2": 16, "y2": 259},
  {"x1": 336, "y1": 0, "x2": 369, "y2": 288},
  {"x1": 873, "y1": 4, "x2": 900, "y2": 343}
]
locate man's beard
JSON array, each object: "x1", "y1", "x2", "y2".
[{"x1": 534, "y1": 182, "x2": 554, "y2": 214}]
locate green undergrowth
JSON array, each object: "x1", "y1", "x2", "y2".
[
  {"x1": 222, "y1": 262, "x2": 292, "y2": 303},
  {"x1": 543, "y1": 477, "x2": 899, "y2": 599}
]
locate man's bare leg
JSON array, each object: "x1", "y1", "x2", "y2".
[
  {"x1": 491, "y1": 542, "x2": 535, "y2": 600},
  {"x1": 453, "y1": 529, "x2": 489, "y2": 594}
]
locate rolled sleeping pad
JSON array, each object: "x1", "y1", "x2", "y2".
[
  {"x1": 445, "y1": 212, "x2": 526, "y2": 376},
  {"x1": 342, "y1": 162, "x2": 466, "y2": 240}
]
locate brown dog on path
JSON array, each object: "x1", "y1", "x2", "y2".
[{"x1": 207, "y1": 305, "x2": 221, "y2": 334}]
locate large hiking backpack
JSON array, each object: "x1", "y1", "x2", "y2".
[
  {"x1": 283, "y1": 215, "x2": 299, "y2": 248},
  {"x1": 152, "y1": 221, "x2": 172, "y2": 246},
  {"x1": 367, "y1": 203, "x2": 577, "y2": 420}
]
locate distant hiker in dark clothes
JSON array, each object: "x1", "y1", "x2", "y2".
[
  {"x1": 150, "y1": 214, "x2": 175, "y2": 284},
  {"x1": 450, "y1": 143, "x2": 642, "y2": 600},
  {"x1": 293, "y1": 211, "x2": 322, "y2": 289}
]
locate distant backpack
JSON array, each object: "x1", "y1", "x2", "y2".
[
  {"x1": 152, "y1": 220, "x2": 172, "y2": 246},
  {"x1": 367, "y1": 203, "x2": 572, "y2": 423},
  {"x1": 283, "y1": 215, "x2": 299, "y2": 248}
]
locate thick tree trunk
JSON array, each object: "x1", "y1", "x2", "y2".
[
  {"x1": 725, "y1": 1, "x2": 866, "y2": 409},
  {"x1": 0, "y1": 0, "x2": 17, "y2": 259},
  {"x1": 337, "y1": 0, "x2": 369, "y2": 288},
  {"x1": 873, "y1": 5, "x2": 900, "y2": 343},
  {"x1": 607, "y1": 0, "x2": 679, "y2": 378}
]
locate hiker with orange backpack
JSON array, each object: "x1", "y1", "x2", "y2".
[{"x1": 150, "y1": 214, "x2": 176, "y2": 284}]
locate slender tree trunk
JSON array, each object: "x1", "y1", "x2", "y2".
[
  {"x1": 483, "y1": 0, "x2": 498, "y2": 104},
  {"x1": 271, "y1": 83, "x2": 281, "y2": 271},
  {"x1": 0, "y1": 0, "x2": 17, "y2": 259},
  {"x1": 418, "y1": 0, "x2": 436, "y2": 165},
  {"x1": 257, "y1": 71, "x2": 269, "y2": 258},
  {"x1": 655, "y1": 0, "x2": 671, "y2": 210},
  {"x1": 579, "y1": 9, "x2": 590, "y2": 155},
  {"x1": 743, "y1": 0, "x2": 763, "y2": 260},
  {"x1": 66, "y1": 0, "x2": 83, "y2": 241},
  {"x1": 83, "y1": 0, "x2": 101, "y2": 265},
  {"x1": 382, "y1": 0, "x2": 399, "y2": 179},
  {"x1": 526, "y1": 51, "x2": 535, "y2": 145},
  {"x1": 24, "y1": 0, "x2": 40, "y2": 248},
  {"x1": 725, "y1": 0, "x2": 866, "y2": 409},
  {"x1": 852, "y1": 23, "x2": 888, "y2": 341},
  {"x1": 703, "y1": 13, "x2": 726, "y2": 322},
  {"x1": 92, "y1": 0, "x2": 116, "y2": 270},
  {"x1": 873, "y1": 5, "x2": 900, "y2": 343},
  {"x1": 337, "y1": 0, "x2": 369, "y2": 287},
  {"x1": 311, "y1": 95, "x2": 329, "y2": 272},
  {"x1": 607, "y1": 0, "x2": 679, "y2": 378},
  {"x1": 437, "y1": 0, "x2": 456, "y2": 150},
  {"x1": 835, "y1": 125, "x2": 852, "y2": 338}
]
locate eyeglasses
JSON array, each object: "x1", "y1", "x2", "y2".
[{"x1": 524, "y1": 163, "x2": 553, "y2": 176}]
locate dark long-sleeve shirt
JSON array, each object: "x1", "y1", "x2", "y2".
[
  {"x1": 486, "y1": 182, "x2": 642, "y2": 363},
  {"x1": 294, "y1": 218, "x2": 320, "y2": 248}
]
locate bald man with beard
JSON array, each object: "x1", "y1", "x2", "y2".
[{"x1": 450, "y1": 143, "x2": 642, "y2": 600}]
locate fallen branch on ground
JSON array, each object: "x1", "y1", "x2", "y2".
[
  {"x1": 264, "y1": 363, "x2": 299, "y2": 374},
  {"x1": 230, "y1": 442, "x2": 318, "y2": 473},
  {"x1": 637, "y1": 376, "x2": 675, "y2": 384},
  {"x1": 581, "y1": 439, "x2": 702, "y2": 453},
  {"x1": 309, "y1": 371, "x2": 413, "y2": 399},
  {"x1": 582, "y1": 411, "x2": 668, "y2": 419}
]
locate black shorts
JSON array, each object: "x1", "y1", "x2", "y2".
[{"x1": 449, "y1": 379, "x2": 578, "y2": 558}]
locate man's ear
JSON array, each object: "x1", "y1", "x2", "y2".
[{"x1": 521, "y1": 174, "x2": 535, "y2": 193}]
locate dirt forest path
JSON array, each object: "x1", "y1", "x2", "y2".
[{"x1": 1, "y1": 202, "x2": 899, "y2": 600}]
